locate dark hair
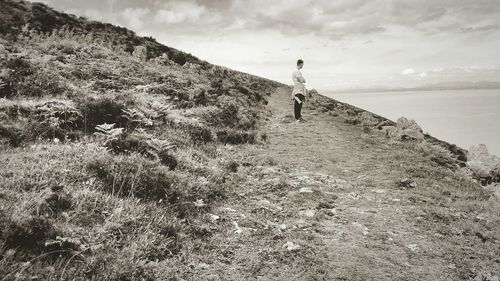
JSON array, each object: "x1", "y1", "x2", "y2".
[{"x1": 297, "y1": 59, "x2": 304, "y2": 65}]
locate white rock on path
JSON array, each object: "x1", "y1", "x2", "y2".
[
  {"x1": 299, "y1": 187, "x2": 314, "y2": 193},
  {"x1": 407, "y1": 244, "x2": 418, "y2": 252},
  {"x1": 299, "y1": 209, "x2": 316, "y2": 218},
  {"x1": 232, "y1": 221, "x2": 242, "y2": 234},
  {"x1": 283, "y1": 241, "x2": 301, "y2": 251}
]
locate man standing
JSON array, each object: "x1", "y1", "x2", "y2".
[{"x1": 292, "y1": 59, "x2": 306, "y2": 122}]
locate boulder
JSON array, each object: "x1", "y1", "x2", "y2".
[
  {"x1": 376, "y1": 120, "x2": 393, "y2": 130},
  {"x1": 307, "y1": 89, "x2": 319, "y2": 97},
  {"x1": 358, "y1": 112, "x2": 379, "y2": 127},
  {"x1": 0, "y1": 44, "x2": 6, "y2": 54},
  {"x1": 132, "y1": 46, "x2": 147, "y2": 61},
  {"x1": 387, "y1": 117, "x2": 424, "y2": 141},
  {"x1": 151, "y1": 53, "x2": 170, "y2": 65},
  {"x1": 467, "y1": 144, "x2": 500, "y2": 182}
]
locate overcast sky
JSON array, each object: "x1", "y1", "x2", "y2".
[{"x1": 39, "y1": 0, "x2": 500, "y2": 90}]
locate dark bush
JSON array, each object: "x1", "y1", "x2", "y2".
[
  {"x1": 59, "y1": 44, "x2": 76, "y2": 55},
  {"x1": 106, "y1": 135, "x2": 152, "y2": 156},
  {"x1": 204, "y1": 102, "x2": 239, "y2": 128},
  {"x1": 28, "y1": 120, "x2": 69, "y2": 141},
  {"x1": 44, "y1": 191, "x2": 72, "y2": 214},
  {"x1": 17, "y1": 71, "x2": 68, "y2": 97},
  {"x1": 87, "y1": 157, "x2": 179, "y2": 202},
  {"x1": 4, "y1": 57, "x2": 35, "y2": 78},
  {"x1": 170, "y1": 51, "x2": 187, "y2": 66},
  {"x1": 0, "y1": 78, "x2": 14, "y2": 98},
  {"x1": 261, "y1": 133, "x2": 268, "y2": 142},
  {"x1": 1, "y1": 216, "x2": 58, "y2": 256},
  {"x1": 192, "y1": 89, "x2": 208, "y2": 106},
  {"x1": 235, "y1": 85, "x2": 263, "y2": 102},
  {"x1": 225, "y1": 160, "x2": 239, "y2": 173},
  {"x1": 55, "y1": 54, "x2": 66, "y2": 63},
  {"x1": 216, "y1": 130, "x2": 256, "y2": 145},
  {"x1": 158, "y1": 150, "x2": 178, "y2": 170},
  {"x1": 0, "y1": 124, "x2": 25, "y2": 146},
  {"x1": 184, "y1": 124, "x2": 213, "y2": 144},
  {"x1": 77, "y1": 98, "x2": 129, "y2": 132}
]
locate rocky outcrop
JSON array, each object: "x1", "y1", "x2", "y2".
[
  {"x1": 151, "y1": 53, "x2": 170, "y2": 65},
  {"x1": 358, "y1": 112, "x2": 380, "y2": 127},
  {"x1": 383, "y1": 117, "x2": 424, "y2": 142},
  {"x1": 132, "y1": 46, "x2": 147, "y2": 61},
  {"x1": 468, "y1": 144, "x2": 500, "y2": 184}
]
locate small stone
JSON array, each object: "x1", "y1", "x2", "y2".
[
  {"x1": 407, "y1": 244, "x2": 418, "y2": 252},
  {"x1": 283, "y1": 241, "x2": 301, "y2": 251},
  {"x1": 398, "y1": 178, "x2": 417, "y2": 189},
  {"x1": 277, "y1": 224, "x2": 287, "y2": 230},
  {"x1": 209, "y1": 214, "x2": 220, "y2": 222},
  {"x1": 299, "y1": 209, "x2": 316, "y2": 218},
  {"x1": 232, "y1": 221, "x2": 242, "y2": 234},
  {"x1": 299, "y1": 187, "x2": 313, "y2": 193}
]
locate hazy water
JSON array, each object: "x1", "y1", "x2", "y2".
[{"x1": 324, "y1": 89, "x2": 500, "y2": 156}]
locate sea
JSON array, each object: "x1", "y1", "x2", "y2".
[{"x1": 324, "y1": 89, "x2": 500, "y2": 157}]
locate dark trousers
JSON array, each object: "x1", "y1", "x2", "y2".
[{"x1": 294, "y1": 94, "x2": 305, "y2": 120}]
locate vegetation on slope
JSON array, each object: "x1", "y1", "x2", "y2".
[{"x1": 0, "y1": 0, "x2": 281, "y2": 279}]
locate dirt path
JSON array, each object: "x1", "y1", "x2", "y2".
[{"x1": 201, "y1": 87, "x2": 494, "y2": 280}]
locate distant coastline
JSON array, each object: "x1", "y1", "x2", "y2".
[
  {"x1": 324, "y1": 80, "x2": 500, "y2": 94},
  {"x1": 324, "y1": 88, "x2": 500, "y2": 157}
]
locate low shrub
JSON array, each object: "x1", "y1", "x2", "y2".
[
  {"x1": 17, "y1": 71, "x2": 69, "y2": 97},
  {"x1": 0, "y1": 78, "x2": 14, "y2": 98},
  {"x1": 261, "y1": 133, "x2": 268, "y2": 142},
  {"x1": 216, "y1": 129, "x2": 256, "y2": 145},
  {"x1": 225, "y1": 160, "x2": 239, "y2": 173},
  {"x1": 77, "y1": 97, "x2": 129, "y2": 133},
  {"x1": 4, "y1": 57, "x2": 35, "y2": 78},
  {"x1": 28, "y1": 119, "x2": 70, "y2": 141},
  {"x1": 87, "y1": 156, "x2": 180, "y2": 202},
  {"x1": 40, "y1": 188, "x2": 73, "y2": 216},
  {"x1": 183, "y1": 123, "x2": 213, "y2": 144},
  {"x1": 0, "y1": 216, "x2": 58, "y2": 257},
  {"x1": 158, "y1": 150, "x2": 178, "y2": 170},
  {"x1": 204, "y1": 101, "x2": 239, "y2": 127},
  {"x1": 0, "y1": 123, "x2": 25, "y2": 146},
  {"x1": 105, "y1": 135, "x2": 153, "y2": 157}
]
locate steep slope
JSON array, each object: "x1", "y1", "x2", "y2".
[
  {"x1": 0, "y1": 0, "x2": 204, "y2": 65},
  {"x1": 0, "y1": 1, "x2": 499, "y2": 280},
  {"x1": 0, "y1": 0, "x2": 282, "y2": 279}
]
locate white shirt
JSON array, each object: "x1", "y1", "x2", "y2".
[{"x1": 292, "y1": 68, "x2": 306, "y2": 96}]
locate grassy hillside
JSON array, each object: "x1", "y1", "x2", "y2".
[{"x1": 0, "y1": 0, "x2": 282, "y2": 279}]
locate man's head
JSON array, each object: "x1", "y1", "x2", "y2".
[{"x1": 297, "y1": 59, "x2": 304, "y2": 69}]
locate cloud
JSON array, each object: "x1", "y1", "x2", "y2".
[
  {"x1": 402, "y1": 68, "x2": 416, "y2": 75},
  {"x1": 154, "y1": 1, "x2": 209, "y2": 25},
  {"x1": 121, "y1": 8, "x2": 150, "y2": 30},
  {"x1": 38, "y1": 0, "x2": 500, "y2": 39},
  {"x1": 36, "y1": 0, "x2": 500, "y2": 89}
]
